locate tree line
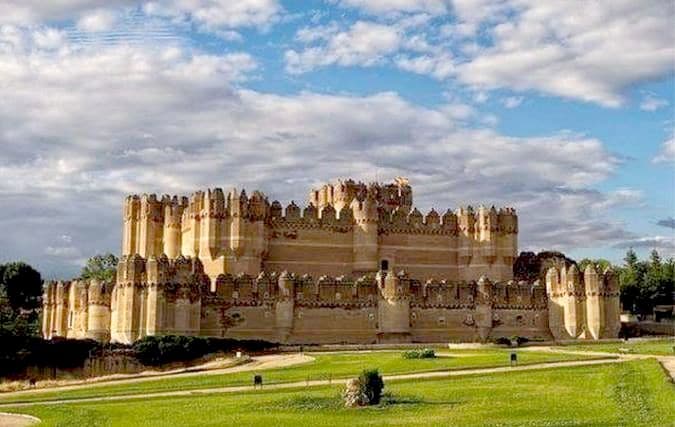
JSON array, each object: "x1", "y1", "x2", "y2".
[{"x1": 579, "y1": 249, "x2": 674, "y2": 316}]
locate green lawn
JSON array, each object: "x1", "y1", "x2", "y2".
[
  {"x1": 0, "y1": 349, "x2": 605, "y2": 404},
  {"x1": 561, "y1": 338, "x2": 675, "y2": 356},
  {"x1": 5, "y1": 360, "x2": 673, "y2": 426}
]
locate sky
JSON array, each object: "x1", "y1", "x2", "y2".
[{"x1": 0, "y1": 0, "x2": 673, "y2": 279}]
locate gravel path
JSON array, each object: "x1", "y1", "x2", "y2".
[{"x1": 0, "y1": 412, "x2": 40, "y2": 426}]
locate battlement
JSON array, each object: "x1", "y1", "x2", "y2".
[
  {"x1": 545, "y1": 264, "x2": 619, "y2": 297},
  {"x1": 205, "y1": 269, "x2": 546, "y2": 309},
  {"x1": 545, "y1": 264, "x2": 621, "y2": 340},
  {"x1": 310, "y1": 177, "x2": 413, "y2": 214},
  {"x1": 116, "y1": 254, "x2": 210, "y2": 288}
]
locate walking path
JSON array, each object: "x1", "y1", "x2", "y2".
[
  {"x1": 0, "y1": 357, "x2": 621, "y2": 408},
  {"x1": 0, "y1": 353, "x2": 314, "y2": 398},
  {"x1": 519, "y1": 346, "x2": 675, "y2": 380},
  {"x1": 0, "y1": 412, "x2": 40, "y2": 426}
]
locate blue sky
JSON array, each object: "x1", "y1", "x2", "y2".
[{"x1": 0, "y1": 0, "x2": 673, "y2": 278}]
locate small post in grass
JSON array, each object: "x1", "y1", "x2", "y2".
[{"x1": 510, "y1": 352, "x2": 517, "y2": 366}]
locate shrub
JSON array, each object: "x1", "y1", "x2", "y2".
[
  {"x1": 0, "y1": 335, "x2": 101, "y2": 378},
  {"x1": 359, "y1": 369, "x2": 384, "y2": 405},
  {"x1": 402, "y1": 348, "x2": 436, "y2": 359},
  {"x1": 495, "y1": 336, "x2": 529, "y2": 347},
  {"x1": 132, "y1": 335, "x2": 278, "y2": 366},
  {"x1": 515, "y1": 336, "x2": 529, "y2": 346},
  {"x1": 495, "y1": 337, "x2": 511, "y2": 346}
]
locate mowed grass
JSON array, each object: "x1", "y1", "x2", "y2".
[
  {"x1": 0, "y1": 349, "x2": 605, "y2": 404},
  {"x1": 562, "y1": 338, "x2": 675, "y2": 356},
  {"x1": 6, "y1": 359, "x2": 673, "y2": 426}
]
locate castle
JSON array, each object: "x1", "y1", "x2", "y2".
[{"x1": 41, "y1": 179, "x2": 620, "y2": 344}]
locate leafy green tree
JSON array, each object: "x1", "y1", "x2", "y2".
[
  {"x1": 0, "y1": 262, "x2": 43, "y2": 336},
  {"x1": 0, "y1": 262, "x2": 43, "y2": 312},
  {"x1": 80, "y1": 253, "x2": 118, "y2": 282},
  {"x1": 578, "y1": 258, "x2": 613, "y2": 273},
  {"x1": 618, "y1": 249, "x2": 675, "y2": 315}
]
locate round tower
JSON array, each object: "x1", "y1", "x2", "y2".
[
  {"x1": 86, "y1": 279, "x2": 111, "y2": 342},
  {"x1": 351, "y1": 194, "x2": 379, "y2": 273},
  {"x1": 275, "y1": 271, "x2": 295, "y2": 343},
  {"x1": 377, "y1": 271, "x2": 411, "y2": 343}
]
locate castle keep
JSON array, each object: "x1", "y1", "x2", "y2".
[{"x1": 42, "y1": 179, "x2": 620, "y2": 344}]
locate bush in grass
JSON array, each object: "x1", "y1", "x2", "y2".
[
  {"x1": 495, "y1": 337, "x2": 511, "y2": 346},
  {"x1": 402, "y1": 348, "x2": 436, "y2": 359},
  {"x1": 359, "y1": 369, "x2": 384, "y2": 405},
  {"x1": 495, "y1": 336, "x2": 529, "y2": 347}
]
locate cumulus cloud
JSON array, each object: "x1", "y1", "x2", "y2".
[
  {"x1": 653, "y1": 133, "x2": 675, "y2": 163},
  {"x1": 455, "y1": 1, "x2": 675, "y2": 107},
  {"x1": 316, "y1": 0, "x2": 675, "y2": 107},
  {"x1": 0, "y1": 1, "x2": 136, "y2": 25},
  {"x1": 336, "y1": 0, "x2": 450, "y2": 15},
  {"x1": 144, "y1": 0, "x2": 281, "y2": 30},
  {"x1": 76, "y1": 9, "x2": 119, "y2": 32},
  {"x1": 640, "y1": 93, "x2": 669, "y2": 112},
  {"x1": 502, "y1": 96, "x2": 523, "y2": 109},
  {"x1": 285, "y1": 21, "x2": 402, "y2": 73}
]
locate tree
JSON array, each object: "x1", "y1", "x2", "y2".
[
  {"x1": 0, "y1": 262, "x2": 43, "y2": 312},
  {"x1": 578, "y1": 258, "x2": 613, "y2": 273},
  {"x1": 618, "y1": 249, "x2": 675, "y2": 315},
  {"x1": 0, "y1": 262, "x2": 43, "y2": 336},
  {"x1": 80, "y1": 253, "x2": 118, "y2": 282}
]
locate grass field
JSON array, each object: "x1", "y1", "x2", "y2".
[
  {"x1": 4, "y1": 359, "x2": 673, "y2": 426},
  {"x1": 0, "y1": 349, "x2": 605, "y2": 405},
  {"x1": 561, "y1": 338, "x2": 675, "y2": 356}
]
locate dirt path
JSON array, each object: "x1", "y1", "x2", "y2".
[
  {"x1": 0, "y1": 412, "x2": 40, "y2": 426},
  {"x1": 0, "y1": 353, "x2": 314, "y2": 398},
  {"x1": 519, "y1": 346, "x2": 675, "y2": 380},
  {"x1": 0, "y1": 357, "x2": 621, "y2": 408}
]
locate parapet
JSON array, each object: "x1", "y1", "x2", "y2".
[
  {"x1": 545, "y1": 264, "x2": 618, "y2": 297},
  {"x1": 309, "y1": 178, "x2": 412, "y2": 214},
  {"x1": 204, "y1": 269, "x2": 546, "y2": 309},
  {"x1": 116, "y1": 253, "x2": 209, "y2": 287}
]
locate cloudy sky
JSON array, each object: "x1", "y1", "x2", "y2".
[{"x1": 0, "y1": 0, "x2": 673, "y2": 279}]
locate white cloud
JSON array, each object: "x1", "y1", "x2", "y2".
[
  {"x1": 286, "y1": 21, "x2": 402, "y2": 73},
  {"x1": 502, "y1": 96, "x2": 523, "y2": 109},
  {"x1": 336, "y1": 0, "x2": 450, "y2": 15},
  {"x1": 395, "y1": 52, "x2": 454, "y2": 79},
  {"x1": 613, "y1": 236, "x2": 675, "y2": 250},
  {"x1": 76, "y1": 9, "x2": 118, "y2": 32},
  {"x1": 326, "y1": 0, "x2": 674, "y2": 107},
  {"x1": 32, "y1": 28, "x2": 67, "y2": 50},
  {"x1": 45, "y1": 246, "x2": 81, "y2": 258},
  {"x1": 0, "y1": 1, "x2": 136, "y2": 25},
  {"x1": 639, "y1": 93, "x2": 669, "y2": 112},
  {"x1": 454, "y1": 1, "x2": 675, "y2": 107},
  {"x1": 653, "y1": 133, "x2": 675, "y2": 163},
  {"x1": 144, "y1": 0, "x2": 281, "y2": 30}
]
